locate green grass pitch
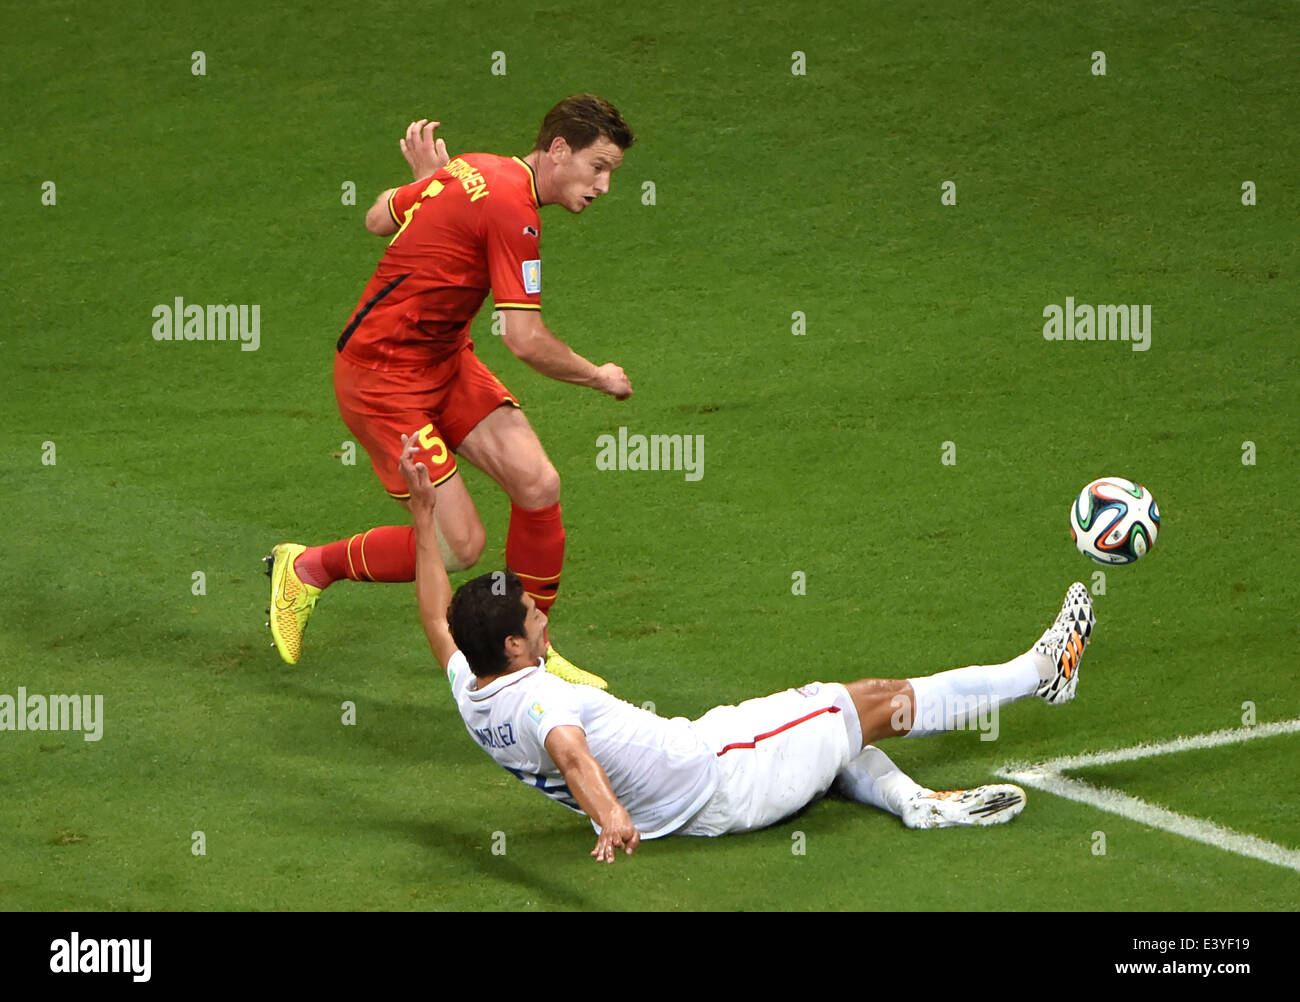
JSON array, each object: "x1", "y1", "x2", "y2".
[{"x1": 2, "y1": 0, "x2": 1297, "y2": 911}]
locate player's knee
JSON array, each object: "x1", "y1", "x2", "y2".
[
  {"x1": 511, "y1": 463, "x2": 561, "y2": 509},
  {"x1": 443, "y1": 521, "x2": 487, "y2": 572},
  {"x1": 847, "y1": 678, "x2": 913, "y2": 741},
  {"x1": 853, "y1": 678, "x2": 905, "y2": 699}
]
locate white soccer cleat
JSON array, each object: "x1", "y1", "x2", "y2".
[
  {"x1": 1034, "y1": 582, "x2": 1096, "y2": 705},
  {"x1": 900, "y1": 785, "x2": 1026, "y2": 829}
]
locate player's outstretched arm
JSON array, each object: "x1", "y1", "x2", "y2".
[
  {"x1": 399, "y1": 434, "x2": 458, "y2": 671},
  {"x1": 364, "y1": 120, "x2": 452, "y2": 236},
  {"x1": 544, "y1": 725, "x2": 640, "y2": 863},
  {"x1": 499, "y1": 309, "x2": 632, "y2": 400}
]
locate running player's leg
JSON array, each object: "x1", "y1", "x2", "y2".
[
  {"x1": 431, "y1": 345, "x2": 566, "y2": 616},
  {"x1": 266, "y1": 355, "x2": 488, "y2": 665},
  {"x1": 434, "y1": 346, "x2": 603, "y2": 687},
  {"x1": 401, "y1": 476, "x2": 484, "y2": 571},
  {"x1": 294, "y1": 471, "x2": 483, "y2": 588},
  {"x1": 454, "y1": 405, "x2": 564, "y2": 613},
  {"x1": 268, "y1": 448, "x2": 481, "y2": 665},
  {"x1": 300, "y1": 353, "x2": 488, "y2": 585}
]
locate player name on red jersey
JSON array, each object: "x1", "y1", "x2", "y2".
[
  {"x1": 442, "y1": 157, "x2": 490, "y2": 202},
  {"x1": 337, "y1": 154, "x2": 542, "y2": 369}
]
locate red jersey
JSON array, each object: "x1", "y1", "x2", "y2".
[{"x1": 337, "y1": 153, "x2": 543, "y2": 369}]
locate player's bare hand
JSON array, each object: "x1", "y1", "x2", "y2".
[
  {"x1": 400, "y1": 119, "x2": 450, "y2": 180},
  {"x1": 593, "y1": 363, "x2": 632, "y2": 401},
  {"x1": 591, "y1": 809, "x2": 640, "y2": 864},
  {"x1": 398, "y1": 434, "x2": 438, "y2": 511}
]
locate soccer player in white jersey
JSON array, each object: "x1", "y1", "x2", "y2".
[{"x1": 399, "y1": 437, "x2": 1096, "y2": 862}]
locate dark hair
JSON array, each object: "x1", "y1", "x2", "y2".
[
  {"x1": 448, "y1": 570, "x2": 527, "y2": 677},
  {"x1": 533, "y1": 94, "x2": 635, "y2": 154}
]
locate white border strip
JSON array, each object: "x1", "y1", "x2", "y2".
[{"x1": 998, "y1": 718, "x2": 1300, "y2": 874}]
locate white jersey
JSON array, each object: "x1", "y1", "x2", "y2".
[{"x1": 448, "y1": 652, "x2": 718, "y2": 838}]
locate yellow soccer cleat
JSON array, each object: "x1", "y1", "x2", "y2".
[
  {"x1": 545, "y1": 643, "x2": 608, "y2": 690},
  {"x1": 263, "y1": 543, "x2": 322, "y2": 665}
]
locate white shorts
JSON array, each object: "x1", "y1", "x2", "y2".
[{"x1": 676, "y1": 682, "x2": 861, "y2": 837}]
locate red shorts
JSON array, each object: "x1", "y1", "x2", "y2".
[{"x1": 334, "y1": 343, "x2": 519, "y2": 498}]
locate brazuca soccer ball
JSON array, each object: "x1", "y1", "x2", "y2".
[{"x1": 1069, "y1": 476, "x2": 1160, "y2": 565}]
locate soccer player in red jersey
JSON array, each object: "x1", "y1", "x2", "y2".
[{"x1": 266, "y1": 95, "x2": 635, "y2": 687}]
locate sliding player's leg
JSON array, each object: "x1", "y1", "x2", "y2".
[
  {"x1": 678, "y1": 682, "x2": 1023, "y2": 837},
  {"x1": 834, "y1": 744, "x2": 1026, "y2": 828},
  {"x1": 816, "y1": 584, "x2": 1096, "y2": 825},
  {"x1": 845, "y1": 583, "x2": 1096, "y2": 745}
]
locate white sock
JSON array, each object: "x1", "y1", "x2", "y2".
[
  {"x1": 834, "y1": 745, "x2": 925, "y2": 816},
  {"x1": 903, "y1": 651, "x2": 1045, "y2": 738}
]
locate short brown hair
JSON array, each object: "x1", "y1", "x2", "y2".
[{"x1": 533, "y1": 94, "x2": 634, "y2": 154}]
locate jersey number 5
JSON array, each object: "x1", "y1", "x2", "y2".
[
  {"x1": 414, "y1": 423, "x2": 449, "y2": 465},
  {"x1": 389, "y1": 178, "x2": 445, "y2": 246}
]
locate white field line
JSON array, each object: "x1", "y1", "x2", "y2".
[{"x1": 998, "y1": 719, "x2": 1300, "y2": 874}]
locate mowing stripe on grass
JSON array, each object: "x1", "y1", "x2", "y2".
[{"x1": 998, "y1": 719, "x2": 1300, "y2": 874}]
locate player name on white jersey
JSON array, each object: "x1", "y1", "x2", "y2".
[{"x1": 450, "y1": 655, "x2": 718, "y2": 837}]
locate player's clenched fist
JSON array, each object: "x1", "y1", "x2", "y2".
[
  {"x1": 593, "y1": 362, "x2": 633, "y2": 401},
  {"x1": 400, "y1": 118, "x2": 450, "y2": 180}
]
